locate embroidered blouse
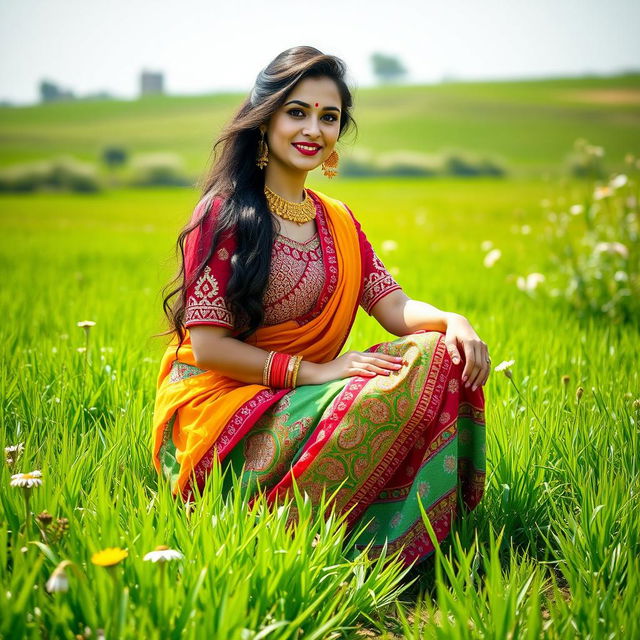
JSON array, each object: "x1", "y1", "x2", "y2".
[{"x1": 183, "y1": 189, "x2": 402, "y2": 331}]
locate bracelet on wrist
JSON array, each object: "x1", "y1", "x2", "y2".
[
  {"x1": 263, "y1": 351, "x2": 305, "y2": 388},
  {"x1": 285, "y1": 355, "x2": 296, "y2": 388},
  {"x1": 270, "y1": 352, "x2": 291, "y2": 388},
  {"x1": 262, "y1": 351, "x2": 276, "y2": 387},
  {"x1": 291, "y1": 355, "x2": 303, "y2": 388}
]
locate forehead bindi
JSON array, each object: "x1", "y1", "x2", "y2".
[{"x1": 283, "y1": 98, "x2": 342, "y2": 113}]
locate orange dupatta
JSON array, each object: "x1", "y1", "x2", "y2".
[{"x1": 151, "y1": 189, "x2": 362, "y2": 496}]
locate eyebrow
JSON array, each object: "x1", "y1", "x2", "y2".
[{"x1": 284, "y1": 99, "x2": 341, "y2": 113}]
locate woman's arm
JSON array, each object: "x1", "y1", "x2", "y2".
[
  {"x1": 190, "y1": 326, "x2": 405, "y2": 388},
  {"x1": 369, "y1": 289, "x2": 454, "y2": 335},
  {"x1": 190, "y1": 325, "x2": 321, "y2": 386}
]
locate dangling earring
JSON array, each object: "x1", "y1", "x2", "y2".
[
  {"x1": 322, "y1": 150, "x2": 339, "y2": 179},
  {"x1": 256, "y1": 129, "x2": 269, "y2": 169}
]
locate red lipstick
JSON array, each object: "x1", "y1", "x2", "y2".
[{"x1": 292, "y1": 142, "x2": 322, "y2": 156}]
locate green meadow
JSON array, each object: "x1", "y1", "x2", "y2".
[
  {"x1": 2, "y1": 73, "x2": 640, "y2": 176},
  {"x1": 1, "y1": 75, "x2": 639, "y2": 638}
]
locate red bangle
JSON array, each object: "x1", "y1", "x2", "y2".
[
  {"x1": 277, "y1": 353, "x2": 292, "y2": 388},
  {"x1": 270, "y1": 352, "x2": 291, "y2": 388}
]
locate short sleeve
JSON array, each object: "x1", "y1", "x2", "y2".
[
  {"x1": 183, "y1": 195, "x2": 237, "y2": 330},
  {"x1": 342, "y1": 203, "x2": 403, "y2": 315}
]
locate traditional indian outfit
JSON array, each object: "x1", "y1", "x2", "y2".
[{"x1": 151, "y1": 187, "x2": 486, "y2": 567}]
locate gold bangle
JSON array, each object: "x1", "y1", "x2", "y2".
[
  {"x1": 262, "y1": 351, "x2": 275, "y2": 386},
  {"x1": 291, "y1": 355, "x2": 303, "y2": 388},
  {"x1": 285, "y1": 355, "x2": 296, "y2": 388}
]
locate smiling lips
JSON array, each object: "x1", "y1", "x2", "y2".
[{"x1": 292, "y1": 142, "x2": 322, "y2": 156}]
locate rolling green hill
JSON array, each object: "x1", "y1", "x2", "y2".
[{"x1": 1, "y1": 73, "x2": 639, "y2": 179}]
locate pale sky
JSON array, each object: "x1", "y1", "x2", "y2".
[{"x1": 1, "y1": 0, "x2": 639, "y2": 105}]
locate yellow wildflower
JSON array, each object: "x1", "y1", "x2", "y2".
[{"x1": 91, "y1": 547, "x2": 128, "y2": 567}]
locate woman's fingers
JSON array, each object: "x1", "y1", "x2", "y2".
[
  {"x1": 367, "y1": 353, "x2": 404, "y2": 364},
  {"x1": 362, "y1": 354, "x2": 404, "y2": 371},
  {"x1": 464, "y1": 342, "x2": 483, "y2": 389},
  {"x1": 461, "y1": 343, "x2": 476, "y2": 383},
  {"x1": 354, "y1": 362, "x2": 394, "y2": 375},
  {"x1": 468, "y1": 342, "x2": 490, "y2": 390},
  {"x1": 352, "y1": 368, "x2": 377, "y2": 377},
  {"x1": 482, "y1": 347, "x2": 492, "y2": 386},
  {"x1": 445, "y1": 341, "x2": 462, "y2": 365},
  {"x1": 350, "y1": 353, "x2": 406, "y2": 377}
]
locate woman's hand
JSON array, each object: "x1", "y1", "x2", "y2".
[
  {"x1": 443, "y1": 313, "x2": 491, "y2": 391},
  {"x1": 306, "y1": 350, "x2": 406, "y2": 385}
]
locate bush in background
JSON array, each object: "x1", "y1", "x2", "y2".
[
  {"x1": 128, "y1": 152, "x2": 192, "y2": 187},
  {"x1": 102, "y1": 146, "x2": 128, "y2": 170},
  {"x1": 564, "y1": 137, "x2": 607, "y2": 180},
  {"x1": 340, "y1": 147, "x2": 507, "y2": 178},
  {"x1": 0, "y1": 156, "x2": 102, "y2": 193},
  {"x1": 515, "y1": 146, "x2": 639, "y2": 324}
]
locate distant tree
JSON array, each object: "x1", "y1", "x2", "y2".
[
  {"x1": 102, "y1": 146, "x2": 128, "y2": 169},
  {"x1": 39, "y1": 80, "x2": 74, "y2": 103},
  {"x1": 102, "y1": 146, "x2": 129, "y2": 187},
  {"x1": 370, "y1": 53, "x2": 408, "y2": 84}
]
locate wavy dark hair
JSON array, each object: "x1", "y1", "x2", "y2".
[{"x1": 159, "y1": 46, "x2": 358, "y2": 354}]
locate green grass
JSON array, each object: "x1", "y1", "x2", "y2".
[
  {"x1": 1, "y1": 172, "x2": 639, "y2": 637},
  {"x1": 1, "y1": 70, "x2": 639, "y2": 637}
]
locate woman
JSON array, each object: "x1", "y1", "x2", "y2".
[{"x1": 152, "y1": 46, "x2": 488, "y2": 567}]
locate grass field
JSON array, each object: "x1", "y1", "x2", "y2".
[{"x1": 1, "y1": 75, "x2": 639, "y2": 638}]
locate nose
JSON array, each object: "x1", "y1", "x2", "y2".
[{"x1": 302, "y1": 115, "x2": 321, "y2": 138}]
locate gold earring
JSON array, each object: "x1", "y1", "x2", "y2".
[
  {"x1": 256, "y1": 129, "x2": 269, "y2": 169},
  {"x1": 322, "y1": 150, "x2": 339, "y2": 179}
]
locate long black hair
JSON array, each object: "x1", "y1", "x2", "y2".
[{"x1": 159, "y1": 46, "x2": 358, "y2": 351}]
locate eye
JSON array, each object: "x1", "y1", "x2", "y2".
[{"x1": 287, "y1": 108, "x2": 338, "y2": 123}]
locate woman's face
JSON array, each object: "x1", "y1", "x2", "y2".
[{"x1": 261, "y1": 75, "x2": 342, "y2": 175}]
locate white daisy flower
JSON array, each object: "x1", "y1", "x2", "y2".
[
  {"x1": 143, "y1": 545, "x2": 184, "y2": 563},
  {"x1": 494, "y1": 360, "x2": 515, "y2": 378},
  {"x1": 5, "y1": 443, "x2": 24, "y2": 456},
  {"x1": 46, "y1": 561, "x2": 72, "y2": 593},
  {"x1": 594, "y1": 242, "x2": 629, "y2": 259},
  {"x1": 483, "y1": 249, "x2": 502, "y2": 268},
  {"x1": 10, "y1": 470, "x2": 42, "y2": 488},
  {"x1": 593, "y1": 185, "x2": 612, "y2": 200},
  {"x1": 517, "y1": 272, "x2": 545, "y2": 292},
  {"x1": 614, "y1": 270, "x2": 628, "y2": 282},
  {"x1": 76, "y1": 321, "x2": 96, "y2": 328},
  {"x1": 569, "y1": 204, "x2": 584, "y2": 215},
  {"x1": 610, "y1": 174, "x2": 628, "y2": 189}
]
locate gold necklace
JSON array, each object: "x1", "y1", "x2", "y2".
[{"x1": 264, "y1": 185, "x2": 316, "y2": 225}]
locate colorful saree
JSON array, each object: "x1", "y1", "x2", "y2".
[{"x1": 152, "y1": 188, "x2": 486, "y2": 567}]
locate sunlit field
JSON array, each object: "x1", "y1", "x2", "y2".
[{"x1": 1, "y1": 76, "x2": 639, "y2": 638}]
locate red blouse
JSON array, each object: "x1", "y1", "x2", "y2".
[{"x1": 183, "y1": 189, "x2": 402, "y2": 331}]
